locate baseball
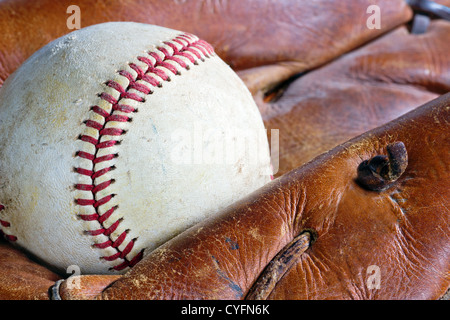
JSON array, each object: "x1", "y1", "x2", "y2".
[{"x1": 0, "y1": 22, "x2": 272, "y2": 274}]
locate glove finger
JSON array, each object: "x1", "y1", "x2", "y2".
[
  {"x1": 0, "y1": 0, "x2": 412, "y2": 86},
  {"x1": 262, "y1": 20, "x2": 450, "y2": 177}
]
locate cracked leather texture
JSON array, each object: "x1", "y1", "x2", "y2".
[{"x1": 0, "y1": 0, "x2": 449, "y2": 299}]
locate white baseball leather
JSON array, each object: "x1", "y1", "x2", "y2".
[{"x1": 0, "y1": 22, "x2": 271, "y2": 274}]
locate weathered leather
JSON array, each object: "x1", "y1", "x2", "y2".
[
  {"x1": 80, "y1": 93, "x2": 447, "y2": 300},
  {"x1": 0, "y1": 240, "x2": 61, "y2": 299},
  {"x1": 53, "y1": 275, "x2": 120, "y2": 300},
  {"x1": 0, "y1": 0, "x2": 412, "y2": 88},
  {"x1": 261, "y1": 19, "x2": 450, "y2": 176},
  {"x1": 0, "y1": 0, "x2": 449, "y2": 300}
]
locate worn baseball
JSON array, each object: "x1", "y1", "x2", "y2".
[{"x1": 0, "y1": 22, "x2": 272, "y2": 274}]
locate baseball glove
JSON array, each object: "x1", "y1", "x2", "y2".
[{"x1": 0, "y1": 0, "x2": 448, "y2": 300}]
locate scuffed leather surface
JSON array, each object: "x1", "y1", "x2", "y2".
[
  {"x1": 0, "y1": 0, "x2": 449, "y2": 300},
  {"x1": 95, "y1": 93, "x2": 449, "y2": 300},
  {"x1": 0, "y1": 0, "x2": 412, "y2": 88},
  {"x1": 56, "y1": 275, "x2": 121, "y2": 300},
  {"x1": 261, "y1": 20, "x2": 450, "y2": 176},
  {"x1": 0, "y1": 240, "x2": 61, "y2": 299}
]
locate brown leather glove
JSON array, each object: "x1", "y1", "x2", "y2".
[
  {"x1": 0, "y1": 0, "x2": 449, "y2": 300},
  {"x1": 54, "y1": 92, "x2": 449, "y2": 300}
]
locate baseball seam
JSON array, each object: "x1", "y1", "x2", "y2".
[
  {"x1": 74, "y1": 33, "x2": 215, "y2": 271},
  {"x1": 73, "y1": 33, "x2": 214, "y2": 271}
]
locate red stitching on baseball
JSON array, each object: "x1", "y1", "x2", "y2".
[
  {"x1": 84, "y1": 120, "x2": 103, "y2": 131},
  {"x1": 0, "y1": 204, "x2": 18, "y2": 242},
  {"x1": 142, "y1": 73, "x2": 162, "y2": 87},
  {"x1": 127, "y1": 63, "x2": 144, "y2": 79},
  {"x1": 129, "y1": 82, "x2": 152, "y2": 95},
  {"x1": 75, "y1": 167, "x2": 94, "y2": 176},
  {"x1": 91, "y1": 105, "x2": 110, "y2": 118},
  {"x1": 113, "y1": 248, "x2": 143, "y2": 270},
  {"x1": 76, "y1": 151, "x2": 95, "y2": 161},
  {"x1": 113, "y1": 104, "x2": 137, "y2": 113},
  {"x1": 74, "y1": 33, "x2": 214, "y2": 271},
  {"x1": 0, "y1": 231, "x2": 17, "y2": 242},
  {"x1": 111, "y1": 230, "x2": 128, "y2": 248},
  {"x1": 166, "y1": 56, "x2": 189, "y2": 69},
  {"x1": 96, "y1": 140, "x2": 119, "y2": 149},
  {"x1": 0, "y1": 220, "x2": 10, "y2": 227},
  {"x1": 102, "y1": 251, "x2": 121, "y2": 261},
  {"x1": 93, "y1": 154, "x2": 117, "y2": 164},
  {"x1": 92, "y1": 166, "x2": 115, "y2": 179},
  {"x1": 99, "y1": 127, "x2": 125, "y2": 136},
  {"x1": 79, "y1": 135, "x2": 98, "y2": 145}
]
